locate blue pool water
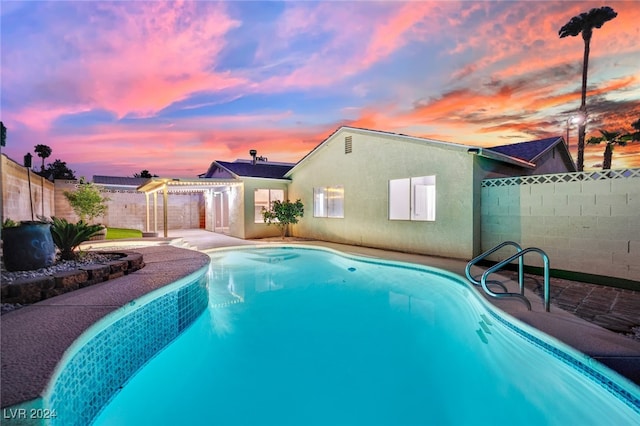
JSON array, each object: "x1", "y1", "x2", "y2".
[{"x1": 89, "y1": 246, "x2": 639, "y2": 425}]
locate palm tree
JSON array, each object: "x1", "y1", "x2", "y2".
[
  {"x1": 631, "y1": 118, "x2": 640, "y2": 140},
  {"x1": 587, "y1": 129, "x2": 631, "y2": 170},
  {"x1": 34, "y1": 144, "x2": 52, "y2": 172},
  {"x1": 559, "y1": 6, "x2": 617, "y2": 171}
]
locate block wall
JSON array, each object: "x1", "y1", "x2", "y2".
[
  {"x1": 1, "y1": 154, "x2": 55, "y2": 223},
  {"x1": 481, "y1": 169, "x2": 640, "y2": 282},
  {"x1": 54, "y1": 180, "x2": 203, "y2": 231}
]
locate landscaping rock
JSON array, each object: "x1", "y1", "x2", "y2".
[
  {"x1": 53, "y1": 270, "x2": 89, "y2": 292},
  {"x1": 1, "y1": 251, "x2": 145, "y2": 310}
]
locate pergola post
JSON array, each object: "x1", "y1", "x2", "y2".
[
  {"x1": 153, "y1": 191, "x2": 158, "y2": 234},
  {"x1": 163, "y1": 184, "x2": 169, "y2": 238},
  {"x1": 145, "y1": 192, "x2": 150, "y2": 232}
]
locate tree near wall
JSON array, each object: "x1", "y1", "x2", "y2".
[
  {"x1": 34, "y1": 144, "x2": 52, "y2": 172},
  {"x1": 631, "y1": 118, "x2": 640, "y2": 140},
  {"x1": 63, "y1": 177, "x2": 110, "y2": 223},
  {"x1": 262, "y1": 199, "x2": 304, "y2": 238},
  {"x1": 587, "y1": 118, "x2": 638, "y2": 170},
  {"x1": 45, "y1": 159, "x2": 76, "y2": 180},
  {"x1": 133, "y1": 170, "x2": 157, "y2": 178},
  {"x1": 559, "y1": 6, "x2": 618, "y2": 172}
]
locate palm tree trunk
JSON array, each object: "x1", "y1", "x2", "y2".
[
  {"x1": 577, "y1": 32, "x2": 591, "y2": 172},
  {"x1": 603, "y1": 143, "x2": 612, "y2": 170}
]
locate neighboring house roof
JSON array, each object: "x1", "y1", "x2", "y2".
[
  {"x1": 488, "y1": 137, "x2": 562, "y2": 163},
  {"x1": 93, "y1": 175, "x2": 150, "y2": 186},
  {"x1": 200, "y1": 160, "x2": 295, "y2": 180}
]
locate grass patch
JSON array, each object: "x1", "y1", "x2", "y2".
[{"x1": 106, "y1": 227, "x2": 142, "y2": 240}]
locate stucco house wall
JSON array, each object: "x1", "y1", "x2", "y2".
[
  {"x1": 241, "y1": 178, "x2": 291, "y2": 239},
  {"x1": 228, "y1": 184, "x2": 245, "y2": 238},
  {"x1": 287, "y1": 128, "x2": 481, "y2": 259}
]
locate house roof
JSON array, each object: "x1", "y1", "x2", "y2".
[
  {"x1": 285, "y1": 126, "x2": 543, "y2": 177},
  {"x1": 93, "y1": 175, "x2": 150, "y2": 186},
  {"x1": 487, "y1": 137, "x2": 563, "y2": 163},
  {"x1": 201, "y1": 160, "x2": 295, "y2": 180}
]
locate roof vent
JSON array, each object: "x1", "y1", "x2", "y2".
[
  {"x1": 249, "y1": 149, "x2": 268, "y2": 165},
  {"x1": 345, "y1": 136, "x2": 352, "y2": 154}
]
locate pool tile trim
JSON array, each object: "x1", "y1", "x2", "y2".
[{"x1": 44, "y1": 266, "x2": 209, "y2": 426}]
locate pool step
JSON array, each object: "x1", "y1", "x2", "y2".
[{"x1": 169, "y1": 237, "x2": 199, "y2": 251}]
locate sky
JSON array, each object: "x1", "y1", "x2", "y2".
[{"x1": 1, "y1": 0, "x2": 639, "y2": 179}]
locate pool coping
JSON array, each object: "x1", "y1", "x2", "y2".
[{"x1": 0, "y1": 245, "x2": 210, "y2": 410}]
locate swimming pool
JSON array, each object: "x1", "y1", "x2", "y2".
[{"x1": 58, "y1": 246, "x2": 640, "y2": 425}]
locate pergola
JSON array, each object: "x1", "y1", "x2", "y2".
[{"x1": 136, "y1": 178, "x2": 240, "y2": 237}]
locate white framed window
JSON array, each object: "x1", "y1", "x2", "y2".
[
  {"x1": 314, "y1": 185, "x2": 344, "y2": 218},
  {"x1": 255, "y1": 189, "x2": 284, "y2": 222},
  {"x1": 389, "y1": 176, "x2": 436, "y2": 221}
]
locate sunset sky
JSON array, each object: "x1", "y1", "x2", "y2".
[{"x1": 1, "y1": 0, "x2": 639, "y2": 179}]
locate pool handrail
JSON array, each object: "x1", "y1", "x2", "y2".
[
  {"x1": 481, "y1": 247, "x2": 551, "y2": 312},
  {"x1": 465, "y1": 241, "x2": 524, "y2": 293}
]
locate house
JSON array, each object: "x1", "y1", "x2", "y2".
[
  {"x1": 136, "y1": 126, "x2": 574, "y2": 258},
  {"x1": 137, "y1": 154, "x2": 294, "y2": 238},
  {"x1": 284, "y1": 127, "x2": 575, "y2": 259}
]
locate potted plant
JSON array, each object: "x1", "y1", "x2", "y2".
[{"x1": 1, "y1": 218, "x2": 56, "y2": 271}]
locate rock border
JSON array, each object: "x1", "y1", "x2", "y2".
[{"x1": 0, "y1": 252, "x2": 145, "y2": 305}]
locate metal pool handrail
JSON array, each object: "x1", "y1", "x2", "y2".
[
  {"x1": 465, "y1": 241, "x2": 524, "y2": 293},
  {"x1": 481, "y1": 247, "x2": 551, "y2": 312}
]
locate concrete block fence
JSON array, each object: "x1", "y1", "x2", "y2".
[
  {"x1": 1, "y1": 154, "x2": 55, "y2": 223},
  {"x1": 481, "y1": 169, "x2": 640, "y2": 282}
]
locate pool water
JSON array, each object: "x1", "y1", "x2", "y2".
[{"x1": 93, "y1": 247, "x2": 640, "y2": 425}]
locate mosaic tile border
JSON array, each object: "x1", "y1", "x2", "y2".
[
  {"x1": 487, "y1": 308, "x2": 640, "y2": 414},
  {"x1": 44, "y1": 267, "x2": 209, "y2": 426},
  {"x1": 482, "y1": 167, "x2": 640, "y2": 187}
]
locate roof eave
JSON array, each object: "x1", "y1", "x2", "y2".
[
  {"x1": 469, "y1": 148, "x2": 536, "y2": 169},
  {"x1": 285, "y1": 126, "x2": 474, "y2": 177},
  {"x1": 240, "y1": 176, "x2": 291, "y2": 182},
  {"x1": 137, "y1": 177, "x2": 240, "y2": 193}
]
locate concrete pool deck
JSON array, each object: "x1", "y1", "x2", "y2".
[{"x1": 1, "y1": 229, "x2": 639, "y2": 410}]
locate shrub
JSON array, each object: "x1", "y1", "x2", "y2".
[
  {"x1": 63, "y1": 177, "x2": 110, "y2": 222},
  {"x1": 1, "y1": 218, "x2": 18, "y2": 229},
  {"x1": 50, "y1": 217, "x2": 104, "y2": 260},
  {"x1": 262, "y1": 199, "x2": 304, "y2": 238}
]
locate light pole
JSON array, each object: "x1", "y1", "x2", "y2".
[{"x1": 565, "y1": 114, "x2": 585, "y2": 148}]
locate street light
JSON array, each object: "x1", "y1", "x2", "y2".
[{"x1": 565, "y1": 113, "x2": 585, "y2": 147}]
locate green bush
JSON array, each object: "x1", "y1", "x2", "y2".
[
  {"x1": 262, "y1": 199, "x2": 304, "y2": 238},
  {"x1": 1, "y1": 218, "x2": 18, "y2": 229},
  {"x1": 50, "y1": 217, "x2": 104, "y2": 260},
  {"x1": 63, "y1": 177, "x2": 110, "y2": 222}
]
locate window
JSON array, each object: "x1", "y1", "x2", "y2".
[
  {"x1": 389, "y1": 176, "x2": 435, "y2": 221},
  {"x1": 314, "y1": 185, "x2": 344, "y2": 218},
  {"x1": 254, "y1": 189, "x2": 284, "y2": 222}
]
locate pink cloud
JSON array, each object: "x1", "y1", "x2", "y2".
[{"x1": 5, "y1": 1, "x2": 247, "y2": 127}]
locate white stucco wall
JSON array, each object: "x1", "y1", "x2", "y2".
[
  {"x1": 287, "y1": 128, "x2": 479, "y2": 259},
  {"x1": 241, "y1": 178, "x2": 290, "y2": 239},
  {"x1": 481, "y1": 169, "x2": 640, "y2": 281}
]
